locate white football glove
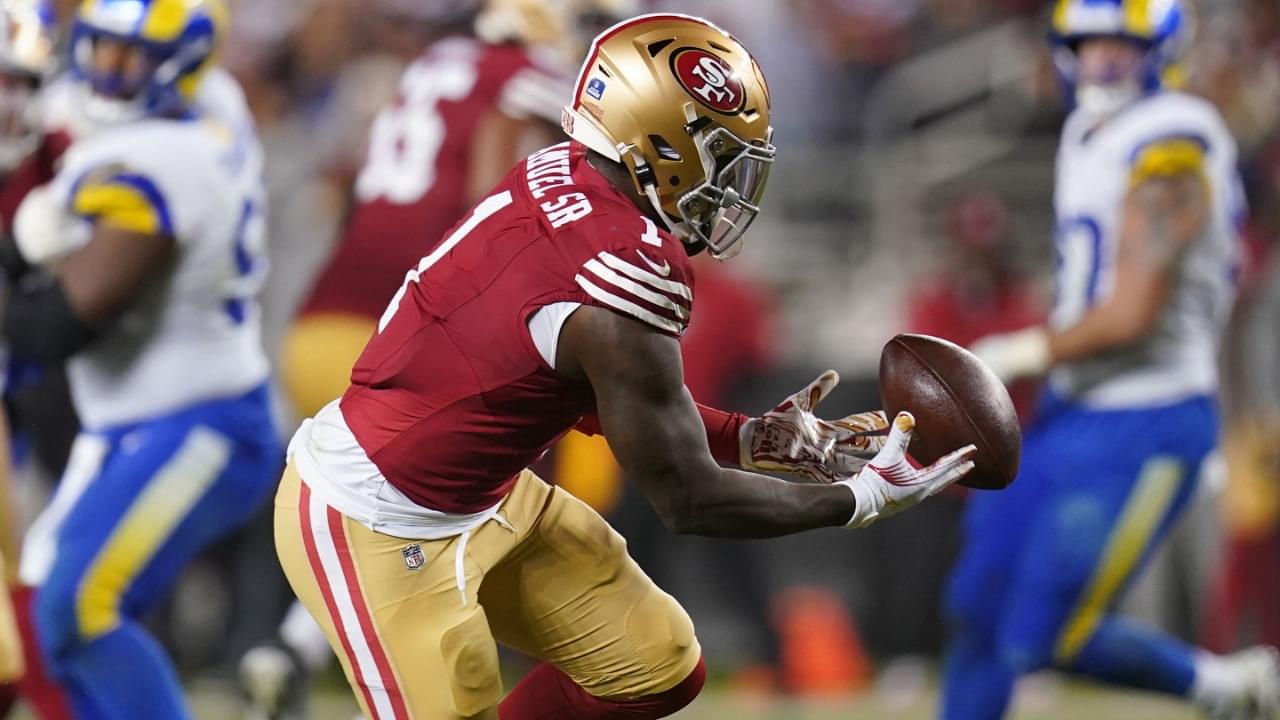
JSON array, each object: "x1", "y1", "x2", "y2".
[
  {"x1": 969, "y1": 327, "x2": 1050, "y2": 384},
  {"x1": 739, "y1": 370, "x2": 889, "y2": 483},
  {"x1": 837, "y1": 412, "x2": 975, "y2": 528},
  {"x1": 14, "y1": 185, "x2": 87, "y2": 266}
]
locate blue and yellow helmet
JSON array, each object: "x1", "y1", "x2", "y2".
[
  {"x1": 70, "y1": 0, "x2": 226, "y2": 121},
  {"x1": 1050, "y1": 0, "x2": 1189, "y2": 96}
]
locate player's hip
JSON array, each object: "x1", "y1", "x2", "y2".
[
  {"x1": 274, "y1": 464, "x2": 699, "y2": 713},
  {"x1": 276, "y1": 461, "x2": 648, "y2": 609},
  {"x1": 1047, "y1": 355, "x2": 1219, "y2": 411},
  {"x1": 19, "y1": 387, "x2": 282, "y2": 590},
  {"x1": 68, "y1": 336, "x2": 272, "y2": 431},
  {"x1": 1030, "y1": 389, "x2": 1218, "y2": 456}
]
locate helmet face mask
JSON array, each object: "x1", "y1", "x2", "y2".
[
  {"x1": 563, "y1": 13, "x2": 774, "y2": 260},
  {"x1": 1050, "y1": 0, "x2": 1188, "y2": 115},
  {"x1": 676, "y1": 124, "x2": 773, "y2": 259},
  {"x1": 1067, "y1": 35, "x2": 1149, "y2": 115},
  {"x1": 70, "y1": 0, "x2": 225, "y2": 125}
]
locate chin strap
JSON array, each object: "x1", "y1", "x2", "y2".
[{"x1": 632, "y1": 150, "x2": 694, "y2": 246}]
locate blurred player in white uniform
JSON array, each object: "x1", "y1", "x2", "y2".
[
  {"x1": 0, "y1": 0, "x2": 280, "y2": 717},
  {"x1": 942, "y1": 1, "x2": 1280, "y2": 718}
]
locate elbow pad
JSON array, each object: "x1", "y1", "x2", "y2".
[{"x1": 3, "y1": 274, "x2": 97, "y2": 362}]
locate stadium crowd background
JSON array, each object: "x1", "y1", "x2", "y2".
[{"x1": 13, "y1": 0, "x2": 1280, "y2": 711}]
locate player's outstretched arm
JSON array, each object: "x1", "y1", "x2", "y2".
[
  {"x1": 2, "y1": 224, "x2": 174, "y2": 361},
  {"x1": 558, "y1": 306, "x2": 974, "y2": 537},
  {"x1": 575, "y1": 372, "x2": 889, "y2": 482}
]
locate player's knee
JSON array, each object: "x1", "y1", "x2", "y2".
[
  {"x1": 35, "y1": 573, "x2": 117, "y2": 662},
  {"x1": 592, "y1": 656, "x2": 706, "y2": 719},
  {"x1": 623, "y1": 589, "x2": 701, "y2": 695},
  {"x1": 441, "y1": 608, "x2": 502, "y2": 717},
  {"x1": 942, "y1": 572, "x2": 998, "y2": 640},
  {"x1": 995, "y1": 632, "x2": 1054, "y2": 676},
  {"x1": 650, "y1": 656, "x2": 706, "y2": 715},
  {"x1": 631, "y1": 655, "x2": 706, "y2": 718},
  {"x1": 32, "y1": 581, "x2": 79, "y2": 662}
]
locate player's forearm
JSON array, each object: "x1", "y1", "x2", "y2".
[
  {"x1": 663, "y1": 467, "x2": 854, "y2": 538},
  {"x1": 575, "y1": 403, "x2": 749, "y2": 466},
  {"x1": 1048, "y1": 276, "x2": 1166, "y2": 363}
]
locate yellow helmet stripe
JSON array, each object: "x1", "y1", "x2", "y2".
[
  {"x1": 1123, "y1": 0, "x2": 1153, "y2": 37},
  {"x1": 139, "y1": 0, "x2": 190, "y2": 43},
  {"x1": 1052, "y1": 0, "x2": 1071, "y2": 34}
]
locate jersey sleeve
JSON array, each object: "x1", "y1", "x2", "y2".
[
  {"x1": 67, "y1": 167, "x2": 176, "y2": 236},
  {"x1": 1129, "y1": 133, "x2": 1208, "y2": 187},
  {"x1": 569, "y1": 215, "x2": 695, "y2": 338},
  {"x1": 52, "y1": 128, "x2": 216, "y2": 244}
]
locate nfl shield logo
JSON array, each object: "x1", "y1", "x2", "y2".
[
  {"x1": 402, "y1": 544, "x2": 426, "y2": 571},
  {"x1": 586, "y1": 77, "x2": 606, "y2": 101}
]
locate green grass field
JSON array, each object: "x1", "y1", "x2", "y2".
[{"x1": 10, "y1": 676, "x2": 1197, "y2": 720}]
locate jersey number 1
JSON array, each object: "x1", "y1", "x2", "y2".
[{"x1": 377, "y1": 190, "x2": 514, "y2": 333}]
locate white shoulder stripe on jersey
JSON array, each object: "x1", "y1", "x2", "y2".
[
  {"x1": 504, "y1": 69, "x2": 569, "y2": 96},
  {"x1": 596, "y1": 251, "x2": 692, "y2": 301},
  {"x1": 576, "y1": 274, "x2": 684, "y2": 335},
  {"x1": 583, "y1": 258, "x2": 689, "y2": 320},
  {"x1": 501, "y1": 72, "x2": 568, "y2": 122},
  {"x1": 499, "y1": 95, "x2": 561, "y2": 123}
]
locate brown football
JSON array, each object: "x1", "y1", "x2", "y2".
[{"x1": 878, "y1": 333, "x2": 1021, "y2": 490}]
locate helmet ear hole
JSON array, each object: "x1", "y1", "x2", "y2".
[
  {"x1": 669, "y1": 175, "x2": 680, "y2": 186},
  {"x1": 649, "y1": 134, "x2": 682, "y2": 161}
]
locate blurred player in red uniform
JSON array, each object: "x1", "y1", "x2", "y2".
[
  {"x1": 274, "y1": 14, "x2": 976, "y2": 720},
  {"x1": 282, "y1": 0, "x2": 586, "y2": 421}
]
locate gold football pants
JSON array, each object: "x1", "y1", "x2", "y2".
[
  {"x1": 0, "y1": 555, "x2": 21, "y2": 682},
  {"x1": 274, "y1": 465, "x2": 700, "y2": 719}
]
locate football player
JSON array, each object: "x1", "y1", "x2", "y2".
[
  {"x1": 243, "y1": 3, "x2": 634, "y2": 717},
  {"x1": 942, "y1": 1, "x2": 1280, "y2": 718},
  {"x1": 0, "y1": 0, "x2": 281, "y2": 717},
  {"x1": 274, "y1": 14, "x2": 976, "y2": 720}
]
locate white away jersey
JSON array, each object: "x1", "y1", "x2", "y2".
[
  {"x1": 40, "y1": 99, "x2": 271, "y2": 429},
  {"x1": 1050, "y1": 91, "x2": 1242, "y2": 408}
]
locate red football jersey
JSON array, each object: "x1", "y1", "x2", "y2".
[
  {"x1": 303, "y1": 37, "x2": 568, "y2": 319},
  {"x1": 339, "y1": 141, "x2": 696, "y2": 513},
  {"x1": 0, "y1": 131, "x2": 69, "y2": 230}
]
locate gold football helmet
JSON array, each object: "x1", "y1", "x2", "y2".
[
  {"x1": 562, "y1": 13, "x2": 774, "y2": 258},
  {"x1": 476, "y1": 0, "x2": 636, "y2": 63}
]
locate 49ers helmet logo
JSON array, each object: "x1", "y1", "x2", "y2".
[{"x1": 671, "y1": 48, "x2": 745, "y2": 115}]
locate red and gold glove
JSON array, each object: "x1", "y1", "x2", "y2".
[{"x1": 739, "y1": 370, "x2": 889, "y2": 483}]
